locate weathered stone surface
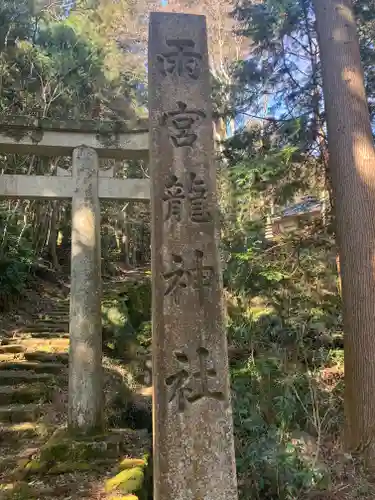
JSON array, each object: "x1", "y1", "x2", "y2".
[
  {"x1": 0, "y1": 345, "x2": 25, "y2": 354},
  {"x1": 0, "y1": 384, "x2": 51, "y2": 405},
  {"x1": 0, "y1": 361, "x2": 65, "y2": 373},
  {"x1": 0, "y1": 174, "x2": 150, "y2": 200},
  {"x1": 0, "y1": 404, "x2": 41, "y2": 423},
  {"x1": 24, "y1": 352, "x2": 69, "y2": 364},
  {"x1": 0, "y1": 422, "x2": 46, "y2": 441},
  {"x1": 149, "y1": 12, "x2": 238, "y2": 500},
  {"x1": 0, "y1": 117, "x2": 148, "y2": 159},
  {"x1": 68, "y1": 146, "x2": 103, "y2": 434},
  {"x1": 0, "y1": 371, "x2": 53, "y2": 385},
  {"x1": 0, "y1": 115, "x2": 148, "y2": 133}
]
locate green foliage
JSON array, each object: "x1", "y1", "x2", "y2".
[
  {"x1": 353, "y1": 0, "x2": 375, "y2": 122},
  {"x1": 221, "y1": 2, "x2": 372, "y2": 491},
  {"x1": 0, "y1": 0, "x2": 149, "y2": 277},
  {"x1": 0, "y1": 0, "x2": 146, "y2": 120},
  {"x1": 102, "y1": 297, "x2": 135, "y2": 357},
  {"x1": 136, "y1": 321, "x2": 152, "y2": 348},
  {"x1": 0, "y1": 208, "x2": 34, "y2": 310},
  {"x1": 0, "y1": 251, "x2": 30, "y2": 290},
  {"x1": 224, "y1": 119, "x2": 313, "y2": 207},
  {"x1": 125, "y1": 281, "x2": 152, "y2": 329},
  {"x1": 222, "y1": 212, "x2": 343, "y2": 498},
  {"x1": 101, "y1": 281, "x2": 151, "y2": 360},
  {"x1": 233, "y1": 358, "x2": 332, "y2": 499},
  {"x1": 229, "y1": 293, "x2": 342, "y2": 498},
  {"x1": 223, "y1": 220, "x2": 339, "y2": 312}
]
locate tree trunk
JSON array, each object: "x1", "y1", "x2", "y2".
[
  {"x1": 313, "y1": 0, "x2": 375, "y2": 462},
  {"x1": 120, "y1": 221, "x2": 131, "y2": 269},
  {"x1": 121, "y1": 205, "x2": 132, "y2": 268},
  {"x1": 49, "y1": 201, "x2": 61, "y2": 271}
]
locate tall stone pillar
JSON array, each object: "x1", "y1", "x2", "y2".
[
  {"x1": 68, "y1": 146, "x2": 103, "y2": 434},
  {"x1": 149, "y1": 12, "x2": 238, "y2": 500}
]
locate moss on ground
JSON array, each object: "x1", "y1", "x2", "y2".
[
  {"x1": 119, "y1": 458, "x2": 147, "y2": 470},
  {"x1": 105, "y1": 452, "x2": 150, "y2": 498},
  {"x1": 39, "y1": 430, "x2": 122, "y2": 463},
  {"x1": 1, "y1": 482, "x2": 32, "y2": 500},
  {"x1": 105, "y1": 466, "x2": 144, "y2": 494}
]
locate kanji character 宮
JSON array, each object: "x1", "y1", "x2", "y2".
[{"x1": 161, "y1": 101, "x2": 206, "y2": 147}]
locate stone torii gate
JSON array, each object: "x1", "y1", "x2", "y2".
[{"x1": 0, "y1": 118, "x2": 150, "y2": 433}]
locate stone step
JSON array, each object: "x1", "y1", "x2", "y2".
[
  {"x1": 0, "y1": 404, "x2": 41, "y2": 423},
  {"x1": 30, "y1": 318, "x2": 70, "y2": 324},
  {"x1": 0, "y1": 453, "x2": 19, "y2": 474},
  {"x1": 0, "y1": 422, "x2": 47, "y2": 441},
  {"x1": 30, "y1": 332, "x2": 70, "y2": 339},
  {"x1": 0, "y1": 384, "x2": 51, "y2": 405},
  {"x1": 0, "y1": 482, "x2": 92, "y2": 499},
  {"x1": 7, "y1": 338, "x2": 69, "y2": 350},
  {"x1": 34, "y1": 310, "x2": 70, "y2": 316},
  {"x1": 19, "y1": 324, "x2": 69, "y2": 333},
  {"x1": 4, "y1": 339, "x2": 69, "y2": 355},
  {"x1": 0, "y1": 345, "x2": 26, "y2": 354},
  {"x1": 0, "y1": 354, "x2": 24, "y2": 363},
  {"x1": 25, "y1": 352, "x2": 69, "y2": 364},
  {"x1": 10, "y1": 333, "x2": 69, "y2": 341},
  {"x1": 33, "y1": 312, "x2": 70, "y2": 318},
  {"x1": 0, "y1": 371, "x2": 54, "y2": 385},
  {"x1": 0, "y1": 361, "x2": 66, "y2": 374},
  {"x1": 32, "y1": 313, "x2": 70, "y2": 318},
  {"x1": 30, "y1": 314, "x2": 70, "y2": 326}
]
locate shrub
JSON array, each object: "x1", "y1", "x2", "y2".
[
  {"x1": 102, "y1": 298, "x2": 135, "y2": 357},
  {"x1": 0, "y1": 238, "x2": 33, "y2": 311},
  {"x1": 232, "y1": 356, "x2": 334, "y2": 499}
]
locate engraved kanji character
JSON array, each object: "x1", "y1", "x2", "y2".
[
  {"x1": 189, "y1": 347, "x2": 225, "y2": 403},
  {"x1": 163, "y1": 254, "x2": 192, "y2": 297},
  {"x1": 163, "y1": 174, "x2": 185, "y2": 221},
  {"x1": 188, "y1": 172, "x2": 212, "y2": 222},
  {"x1": 165, "y1": 352, "x2": 192, "y2": 411},
  {"x1": 165, "y1": 348, "x2": 225, "y2": 412},
  {"x1": 191, "y1": 249, "x2": 214, "y2": 289},
  {"x1": 161, "y1": 101, "x2": 206, "y2": 148},
  {"x1": 156, "y1": 39, "x2": 202, "y2": 80},
  {"x1": 163, "y1": 250, "x2": 214, "y2": 303}
]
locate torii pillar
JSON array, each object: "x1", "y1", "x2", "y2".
[{"x1": 69, "y1": 146, "x2": 103, "y2": 433}]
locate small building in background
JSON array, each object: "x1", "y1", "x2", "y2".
[{"x1": 265, "y1": 196, "x2": 324, "y2": 240}]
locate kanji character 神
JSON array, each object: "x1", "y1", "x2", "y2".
[{"x1": 163, "y1": 250, "x2": 214, "y2": 300}]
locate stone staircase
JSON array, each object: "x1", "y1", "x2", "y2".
[
  {"x1": 0, "y1": 292, "x2": 151, "y2": 500},
  {"x1": 0, "y1": 299, "x2": 70, "y2": 427},
  {"x1": 12, "y1": 300, "x2": 71, "y2": 338},
  {"x1": 0, "y1": 299, "x2": 69, "y2": 497}
]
